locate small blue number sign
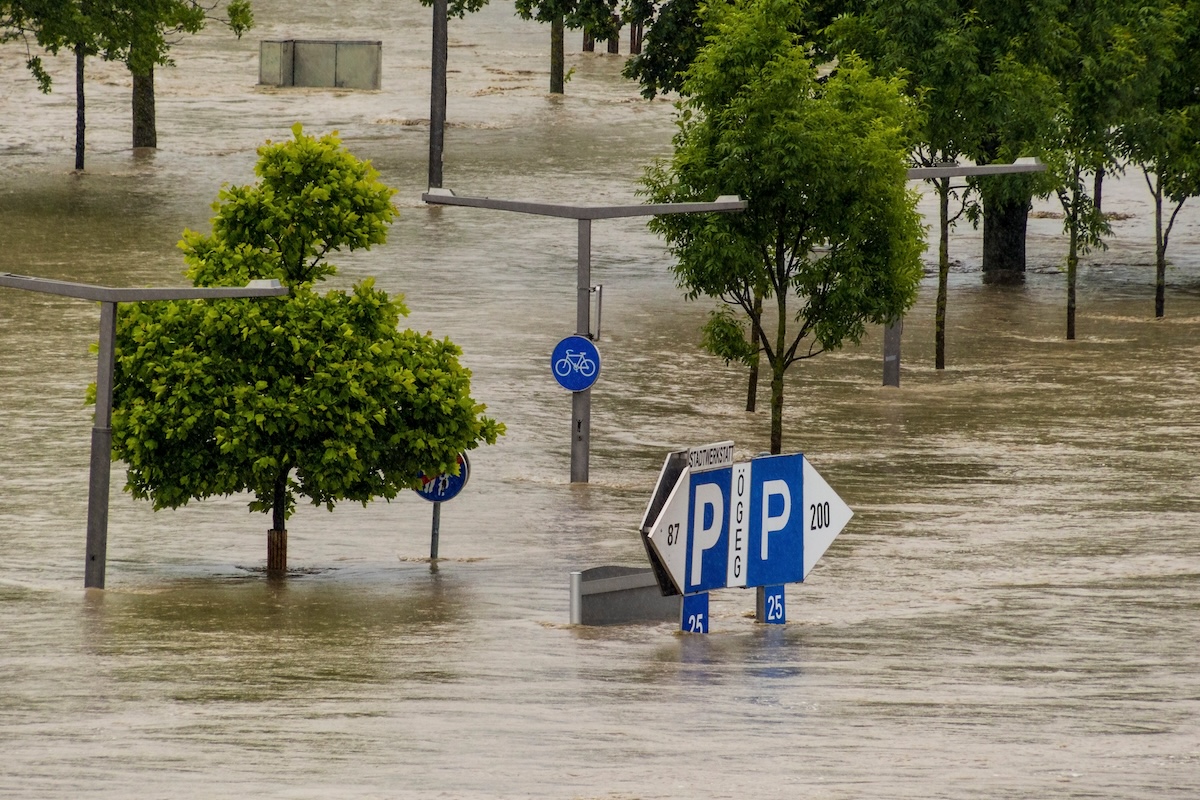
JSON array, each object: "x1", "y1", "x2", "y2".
[
  {"x1": 761, "y1": 585, "x2": 786, "y2": 624},
  {"x1": 551, "y1": 335, "x2": 601, "y2": 392},
  {"x1": 415, "y1": 453, "x2": 471, "y2": 503},
  {"x1": 682, "y1": 592, "x2": 710, "y2": 634}
]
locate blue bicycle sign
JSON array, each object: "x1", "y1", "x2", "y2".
[{"x1": 550, "y1": 335, "x2": 601, "y2": 392}]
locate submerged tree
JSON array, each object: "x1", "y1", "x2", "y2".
[
  {"x1": 1045, "y1": 0, "x2": 1178, "y2": 338},
  {"x1": 515, "y1": 0, "x2": 621, "y2": 93},
  {"x1": 104, "y1": 125, "x2": 503, "y2": 574},
  {"x1": 121, "y1": 0, "x2": 253, "y2": 149},
  {"x1": 1121, "y1": 0, "x2": 1200, "y2": 318},
  {"x1": 3, "y1": 0, "x2": 252, "y2": 159},
  {"x1": 644, "y1": 0, "x2": 924, "y2": 453}
]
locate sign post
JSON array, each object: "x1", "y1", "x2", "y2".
[
  {"x1": 414, "y1": 453, "x2": 471, "y2": 559},
  {"x1": 421, "y1": 189, "x2": 745, "y2": 483},
  {"x1": 639, "y1": 443, "x2": 852, "y2": 632},
  {"x1": 0, "y1": 273, "x2": 287, "y2": 589}
]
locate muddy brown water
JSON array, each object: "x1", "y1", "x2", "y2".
[{"x1": 2, "y1": 2, "x2": 1199, "y2": 797}]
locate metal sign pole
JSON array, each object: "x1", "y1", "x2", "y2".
[
  {"x1": 430, "y1": 501, "x2": 442, "y2": 560},
  {"x1": 84, "y1": 302, "x2": 117, "y2": 589},
  {"x1": 572, "y1": 218, "x2": 593, "y2": 483},
  {"x1": 419, "y1": 190, "x2": 746, "y2": 484}
]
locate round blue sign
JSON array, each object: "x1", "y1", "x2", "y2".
[
  {"x1": 415, "y1": 453, "x2": 471, "y2": 503},
  {"x1": 551, "y1": 335, "x2": 601, "y2": 392}
]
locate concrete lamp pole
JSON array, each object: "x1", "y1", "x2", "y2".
[
  {"x1": 0, "y1": 273, "x2": 288, "y2": 589},
  {"x1": 421, "y1": 189, "x2": 746, "y2": 483}
]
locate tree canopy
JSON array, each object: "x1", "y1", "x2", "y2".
[
  {"x1": 105, "y1": 125, "x2": 503, "y2": 569},
  {"x1": 644, "y1": 0, "x2": 924, "y2": 453},
  {"x1": 1119, "y1": 0, "x2": 1200, "y2": 318}
]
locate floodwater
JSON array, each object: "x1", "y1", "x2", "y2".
[{"x1": 2, "y1": 2, "x2": 1199, "y2": 797}]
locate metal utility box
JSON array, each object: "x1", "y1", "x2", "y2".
[
  {"x1": 569, "y1": 566, "x2": 682, "y2": 626},
  {"x1": 259, "y1": 40, "x2": 382, "y2": 90}
]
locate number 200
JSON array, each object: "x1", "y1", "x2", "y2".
[{"x1": 809, "y1": 501, "x2": 831, "y2": 530}]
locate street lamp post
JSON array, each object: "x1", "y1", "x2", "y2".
[
  {"x1": 884, "y1": 157, "x2": 1048, "y2": 385},
  {"x1": 421, "y1": 189, "x2": 746, "y2": 483},
  {"x1": 0, "y1": 273, "x2": 288, "y2": 588}
]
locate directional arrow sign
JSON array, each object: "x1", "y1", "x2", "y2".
[
  {"x1": 644, "y1": 451, "x2": 852, "y2": 595},
  {"x1": 644, "y1": 464, "x2": 691, "y2": 595}
]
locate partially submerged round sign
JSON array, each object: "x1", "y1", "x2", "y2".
[{"x1": 415, "y1": 453, "x2": 471, "y2": 503}]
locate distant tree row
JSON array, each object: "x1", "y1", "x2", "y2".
[
  {"x1": 623, "y1": 0, "x2": 1200, "y2": 330},
  {"x1": 1, "y1": 0, "x2": 251, "y2": 168}
]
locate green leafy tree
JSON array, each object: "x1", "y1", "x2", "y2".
[
  {"x1": 104, "y1": 125, "x2": 503, "y2": 574},
  {"x1": 1044, "y1": 0, "x2": 1177, "y2": 338},
  {"x1": 2, "y1": 0, "x2": 252, "y2": 162},
  {"x1": 1120, "y1": 0, "x2": 1200, "y2": 318},
  {"x1": 121, "y1": 0, "x2": 253, "y2": 149},
  {"x1": 2, "y1": 0, "x2": 125, "y2": 169},
  {"x1": 644, "y1": 0, "x2": 924, "y2": 453},
  {"x1": 829, "y1": 1, "x2": 982, "y2": 369},
  {"x1": 622, "y1": 0, "x2": 842, "y2": 99},
  {"x1": 515, "y1": 0, "x2": 621, "y2": 93},
  {"x1": 632, "y1": 0, "x2": 1063, "y2": 283},
  {"x1": 828, "y1": 1, "x2": 1060, "y2": 362},
  {"x1": 622, "y1": 0, "x2": 708, "y2": 99}
]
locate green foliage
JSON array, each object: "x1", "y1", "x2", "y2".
[
  {"x1": 700, "y1": 306, "x2": 758, "y2": 367},
  {"x1": 622, "y1": 0, "x2": 710, "y2": 98},
  {"x1": 514, "y1": 0, "x2": 619, "y2": 37},
  {"x1": 644, "y1": 0, "x2": 924, "y2": 451},
  {"x1": 182, "y1": 124, "x2": 396, "y2": 288},
  {"x1": 622, "y1": 0, "x2": 841, "y2": 99},
  {"x1": 418, "y1": 0, "x2": 489, "y2": 19},
  {"x1": 3, "y1": 0, "x2": 253, "y2": 87},
  {"x1": 104, "y1": 125, "x2": 503, "y2": 524}
]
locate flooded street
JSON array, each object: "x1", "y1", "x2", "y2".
[{"x1": 2, "y1": 2, "x2": 1199, "y2": 796}]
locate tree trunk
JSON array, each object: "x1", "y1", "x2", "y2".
[
  {"x1": 550, "y1": 16, "x2": 565, "y2": 94},
  {"x1": 769, "y1": 289, "x2": 786, "y2": 455},
  {"x1": 267, "y1": 473, "x2": 287, "y2": 576},
  {"x1": 981, "y1": 191, "x2": 1029, "y2": 284},
  {"x1": 935, "y1": 178, "x2": 950, "y2": 370},
  {"x1": 1066, "y1": 184, "x2": 1079, "y2": 341},
  {"x1": 74, "y1": 44, "x2": 86, "y2": 171},
  {"x1": 746, "y1": 293, "x2": 762, "y2": 412},
  {"x1": 769, "y1": 361, "x2": 784, "y2": 455},
  {"x1": 1093, "y1": 167, "x2": 1104, "y2": 216},
  {"x1": 1154, "y1": 177, "x2": 1166, "y2": 319},
  {"x1": 607, "y1": 17, "x2": 620, "y2": 54},
  {"x1": 630, "y1": 22, "x2": 643, "y2": 55},
  {"x1": 428, "y1": 0, "x2": 448, "y2": 188},
  {"x1": 583, "y1": 30, "x2": 595, "y2": 52},
  {"x1": 131, "y1": 64, "x2": 156, "y2": 149}
]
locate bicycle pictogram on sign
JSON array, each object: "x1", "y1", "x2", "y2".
[
  {"x1": 554, "y1": 349, "x2": 597, "y2": 379},
  {"x1": 550, "y1": 335, "x2": 601, "y2": 392}
]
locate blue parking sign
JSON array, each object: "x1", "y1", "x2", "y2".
[
  {"x1": 746, "y1": 454, "x2": 804, "y2": 588},
  {"x1": 685, "y1": 467, "x2": 731, "y2": 594}
]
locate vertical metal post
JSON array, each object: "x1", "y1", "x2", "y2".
[
  {"x1": 569, "y1": 571, "x2": 583, "y2": 624},
  {"x1": 572, "y1": 219, "x2": 592, "y2": 483},
  {"x1": 85, "y1": 302, "x2": 117, "y2": 589},
  {"x1": 428, "y1": 0, "x2": 448, "y2": 188},
  {"x1": 430, "y1": 501, "x2": 442, "y2": 559},
  {"x1": 883, "y1": 318, "x2": 903, "y2": 387}
]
